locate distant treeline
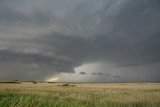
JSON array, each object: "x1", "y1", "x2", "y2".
[{"x1": 0, "y1": 80, "x2": 21, "y2": 84}]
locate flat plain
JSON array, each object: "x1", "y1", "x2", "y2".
[{"x1": 0, "y1": 82, "x2": 160, "y2": 107}]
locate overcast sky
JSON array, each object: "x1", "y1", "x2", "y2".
[{"x1": 0, "y1": 0, "x2": 160, "y2": 82}]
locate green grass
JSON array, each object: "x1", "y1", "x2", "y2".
[
  {"x1": 0, "y1": 93, "x2": 159, "y2": 107},
  {"x1": 0, "y1": 83, "x2": 159, "y2": 107}
]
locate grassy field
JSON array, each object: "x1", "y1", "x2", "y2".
[{"x1": 0, "y1": 82, "x2": 160, "y2": 107}]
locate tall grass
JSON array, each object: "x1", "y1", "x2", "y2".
[{"x1": 0, "y1": 83, "x2": 159, "y2": 107}]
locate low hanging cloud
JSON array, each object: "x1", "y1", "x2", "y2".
[
  {"x1": 79, "y1": 72, "x2": 86, "y2": 75},
  {"x1": 91, "y1": 73, "x2": 103, "y2": 76},
  {"x1": 0, "y1": 0, "x2": 160, "y2": 81},
  {"x1": 106, "y1": 74, "x2": 110, "y2": 77},
  {"x1": 113, "y1": 75, "x2": 120, "y2": 79}
]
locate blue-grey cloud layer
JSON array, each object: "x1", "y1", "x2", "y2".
[{"x1": 0, "y1": 0, "x2": 160, "y2": 81}]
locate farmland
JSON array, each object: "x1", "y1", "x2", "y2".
[{"x1": 0, "y1": 82, "x2": 160, "y2": 107}]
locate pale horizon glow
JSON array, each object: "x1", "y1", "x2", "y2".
[{"x1": 46, "y1": 77, "x2": 59, "y2": 82}]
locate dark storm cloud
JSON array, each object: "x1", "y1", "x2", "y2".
[
  {"x1": 0, "y1": 49, "x2": 54, "y2": 63},
  {"x1": 0, "y1": 0, "x2": 160, "y2": 81},
  {"x1": 0, "y1": 49, "x2": 76, "y2": 80}
]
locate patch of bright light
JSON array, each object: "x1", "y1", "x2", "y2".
[{"x1": 46, "y1": 77, "x2": 59, "y2": 82}]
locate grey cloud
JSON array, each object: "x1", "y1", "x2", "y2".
[
  {"x1": 0, "y1": 0, "x2": 160, "y2": 82},
  {"x1": 79, "y1": 72, "x2": 86, "y2": 75},
  {"x1": 0, "y1": 49, "x2": 54, "y2": 64},
  {"x1": 91, "y1": 73, "x2": 103, "y2": 76},
  {"x1": 0, "y1": 49, "x2": 75, "y2": 77},
  {"x1": 113, "y1": 75, "x2": 120, "y2": 79},
  {"x1": 106, "y1": 74, "x2": 110, "y2": 76}
]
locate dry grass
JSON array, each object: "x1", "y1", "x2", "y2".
[{"x1": 0, "y1": 83, "x2": 160, "y2": 107}]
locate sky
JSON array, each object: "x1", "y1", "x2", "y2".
[{"x1": 0, "y1": 0, "x2": 160, "y2": 82}]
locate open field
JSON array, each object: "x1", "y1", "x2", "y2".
[{"x1": 0, "y1": 82, "x2": 160, "y2": 107}]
